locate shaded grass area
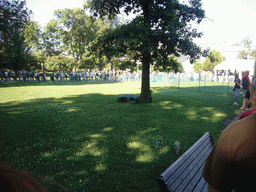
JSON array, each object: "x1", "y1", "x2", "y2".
[{"x1": 0, "y1": 81, "x2": 241, "y2": 191}]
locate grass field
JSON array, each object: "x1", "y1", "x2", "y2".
[{"x1": 0, "y1": 80, "x2": 241, "y2": 191}]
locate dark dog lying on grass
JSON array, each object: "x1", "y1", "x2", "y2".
[{"x1": 117, "y1": 94, "x2": 139, "y2": 103}]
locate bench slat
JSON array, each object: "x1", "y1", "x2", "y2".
[
  {"x1": 158, "y1": 132, "x2": 213, "y2": 192},
  {"x1": 182, "y1": 159, "x2": 209, "y2": 191},
  {"x1": 202, "y1": 183, "x2": 208, "y2": 192},
  {"x1": 167, "y1": 140, "x2": 212, "y2": 190},
  {"x1": 162, "y1": 135, "x2": 212, "y2": 187},
  {"x1": 172, "y1": 143, "x2": 213, "y2": 191},
  {"x1": 160, "y1": 132, "x2": 212, "y2": 182},
  {"x1": 192, "y1": 176, "x2": 207, "y2": 192}
]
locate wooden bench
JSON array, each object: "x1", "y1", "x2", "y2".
[{"x1": 157, "y1": 132, "x2": 214, "y2": 192}]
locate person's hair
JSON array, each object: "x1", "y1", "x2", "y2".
[
  {"x1": 249, "y1": 78, "x2": 256, "y2": 110},
  {"x1": 0, "y1": 162, "x2": 68, "y2": 192}
]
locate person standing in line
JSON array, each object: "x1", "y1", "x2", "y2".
[
  {"x1": 60, "y1": 71, "x2": 64, "y2": 81},
  {"x1": 95, "y1": 71, "x2": 99, "y2": 81},
  {"x1": 50, "y1": 72, "x2": 54, "y2": 82},
  {"x1": 77, "y1": 71, "x2": 81, "y2": 81},
  {"x1": 90, "y1": 71, "x2": 93, "y2": 80},
  {"x1": 18, "y1": 71, "x2": 22, "y2": 81},
  {"x1": 26, "y1": 70, "x2": 29, "y2": 81},
  {"x1": 81, "y1": 70, "x2": 85, "y2": 81},
  {"x1": 238, "y1": 79, "x2": 256, "y2": 120},
  {"x1": 85, "y1": 71, "x2": 89, "y2": 81},
  {"x1": 241, "y1": 70, "x2": 250, "y2": 110},
  {"x1": 37, "y1": 71, "x2": 41, "y2": 82},
  {"x1": 34, "y1": 71, "x2": 38, "y2": 81},
  {"x1": 69, "y1": 71, "x2": 72, "y2": 81},
  {"x1": 4, "y1": 70, "x2": 8, "y2": 81},
  {"x1": 65, "y1": 72, "x2": 68, "y2": 81},
  {"x1": 12, "y1": 71, "x2": 16, "y2": 81},
  {"x1": 42, "y1": 71, "x2": 46, "y2": 82},
  {"x1": 233, "y1": 74, "x2": 241, "y2": 105},
  {"x1": 29, "y1": 71, "x2": 33, "y2": 81},
  {"x1": 23, "y1": 70, "x2": 27, "y2": 82}
]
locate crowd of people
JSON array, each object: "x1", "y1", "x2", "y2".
[
  {"x1": 0, "y1": 70, "x2": 47, "y2": 82},
  {"x1": 0, "y1": 70, "x2": 143, "y2": 82}
]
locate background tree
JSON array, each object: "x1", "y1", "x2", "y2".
[
  {"x1": 42, "y1": 19, "x2": 63, "y2": 56},
  {"x1": 238, "y1": 37, "x2": 256, "y2": 59},
  {"x1": 193, "y1": 49, "x2": 226, "y2": 72},
  {"x1": 117, "y1": 59, "x2": 136, "y2": 72},
  {"x1": 54, "y1": 8, "x2": 97, "y2": 63},
  {"x1": 193, "y1": 60, "x2": 202, "y2": 73},
  {"x1": 154, "y1": 56, "x2": 184, "y2": 73},
  {"x1": 23, "y1": 21, "x2": 41, "y2": 51},
  {"x1": 78, "y1": 52, "x2": 96, "y2": 71},
  {"x1": 44, "y1": 55, "x2": 75, "y2": 72},
  {"x1": 86, "y1": 0, "x2": 206, "y2": 103},
  {"x1": 0, "y1": 0, "x2": 31, "y2": 70},
  {"x1": 238, "y1": 50, "x2": 249, "y2": 60}
]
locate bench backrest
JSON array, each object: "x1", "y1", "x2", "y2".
[{"x1": 158, "y1": 132, "x2": 213, "y2": 192}]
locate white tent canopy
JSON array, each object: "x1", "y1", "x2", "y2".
[
  {"x1": 213, "y1": 59, "x2": 256, "y2": 82},
  {"x1": 214, "y1": 59, "x2": 255, "y2": 72}
]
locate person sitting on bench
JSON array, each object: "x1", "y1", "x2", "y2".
[{"x1": 203, "y1": 79, "x2": 256, "y2": 191}]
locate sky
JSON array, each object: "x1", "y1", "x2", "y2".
[{"x1": 25, "y1": 0, "x2": 256, "y2": 71}]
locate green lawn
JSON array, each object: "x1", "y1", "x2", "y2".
[{"x1": 0, "y1": 80, "x2": 241, "y2": 191}]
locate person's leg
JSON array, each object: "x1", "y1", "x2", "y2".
[{"x1": 234, "y1": 89, "x2": 240, "y2": 105}]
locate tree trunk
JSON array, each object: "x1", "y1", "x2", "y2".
[
  {"x1": 138, "y1": 2, "x2": 152, "y2": 103},
  {"x1": 139, "y1": 52, "x2": 152, "y2": 103}
]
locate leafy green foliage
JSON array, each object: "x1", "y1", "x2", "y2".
[
  {"x1": 238, "y1": 37, "x2": 256, "y2": 59},
  {"x1": 54, "y1": 8, "x2": 97, "y2": 62},
  {"x1": 154, "y1": 56, "x2": 184, "y2": 73},
  {"x1": 193, "y1": 60, "x2": 202, "y2": 73},
  {"x1": 44, "y1": 55, "x2": 75, "y2": 71},
  {"x1": 0, "y1": 0, "x2": 32, "y2": 70},
  {"x1": 23, "y1": 21, "x2": 41, "y2": 51},
  {"x1": 193, "y1": 49, "x2": 226, "y2": 72},
  {"x1": 42, "y1": 19, "x2": 63, "y2": 56}
]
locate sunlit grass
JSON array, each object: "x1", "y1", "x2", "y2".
[{"x1": 0, "y1": 80, "x2": 240, "y2": 191}]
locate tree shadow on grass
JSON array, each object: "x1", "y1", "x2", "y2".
[{"x1": 0, "y1": 85, "x2": 241, "y2": 191}]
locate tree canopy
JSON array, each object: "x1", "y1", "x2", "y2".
[
  {"x1": 238, "y1": 37, "x2": 256, "y2": 59},
  {"x1": 44, "y1": 55, "x2": 75, "y2": 72},
  {"x1": 193, "y1": 49, "x2": 226, "y2": 72},
  {"x1": 0, "y1": 0, "x2": 34, "y2": 70},
  {"x1": 86, "y1": 0, "x2": 206, "y2": 102}
]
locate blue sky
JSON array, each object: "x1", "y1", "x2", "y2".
[{"x1": 26, "y1": 0, "x2": 256, "y2": 50}]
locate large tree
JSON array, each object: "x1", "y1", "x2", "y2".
[
  {"x1": 0, "y1": 0, "x2": 31, "y2": 70},
  {"x1": 54, "y1": 8, "x2": 97, "y2": 63},
  {"x1": 86, "y1": 0, "x2": 206, "y2": 103}
]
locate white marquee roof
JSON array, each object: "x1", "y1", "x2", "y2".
[{"x1": 214, "y1": 59, "x2": 256, "y2": 72}]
